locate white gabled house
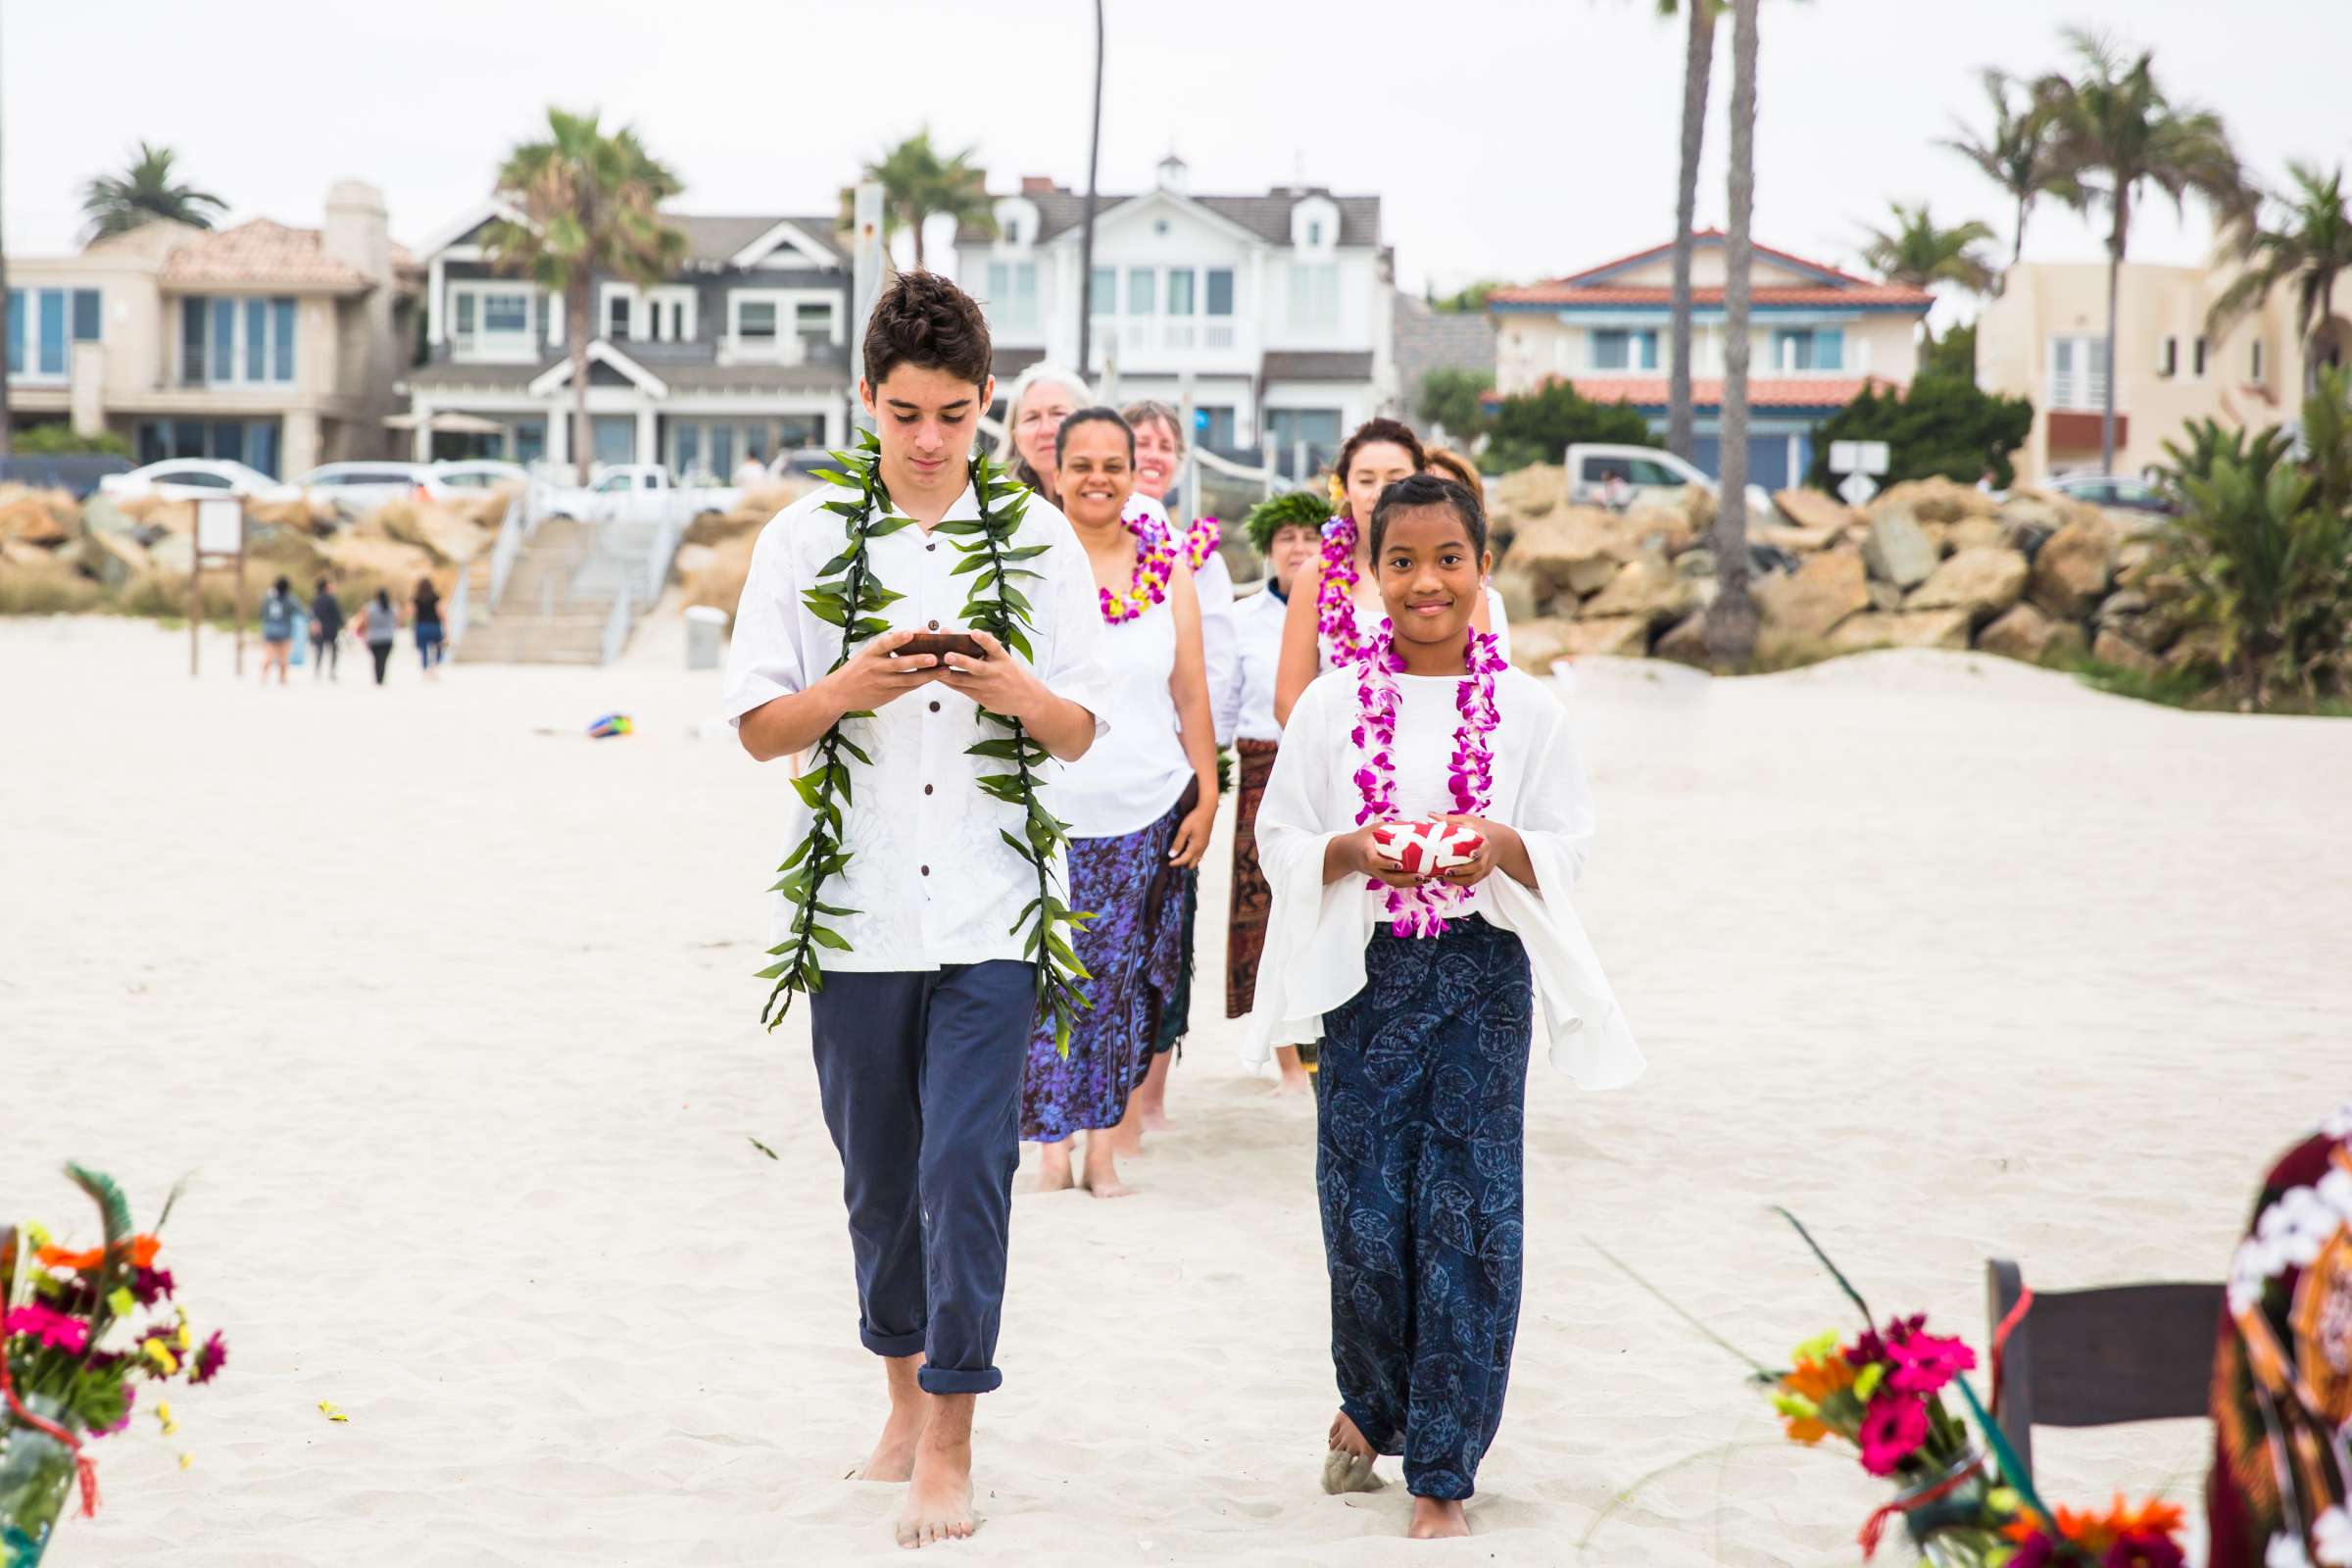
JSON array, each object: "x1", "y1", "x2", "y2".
[
  {"x1": 398, "y1": 202, "x2": 855, "y2": 476},
  {"x1": 954, "y1": 156, "x2": 1396, "y2": 474}
]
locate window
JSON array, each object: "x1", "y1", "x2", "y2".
[
  {"x1": 1090, "y1": 267, "x2": 1116, "y2": 316},
  {"x1": 1307, "y1": 220, "x2": 1323, "y2": 247},
  {"x1": 1592, "y1": 329, "x2": 1660, "y2": 371},
  {"x1": 2049, "y1": 333, "x2": 2109, "y2": 411},
  {"x1": 1288, "y1": 263, "x2": 1340, "y2": 331},
  {"x1": 736, "y1": 301, "x2": 777, "y2": 342},
  {"x1": 1267, "y1": 408, "x2": 1344, "y2": 475},
  {"x1": 2159, "y1": 336, "x2": 2179, "y2": 378},
  {"x1": 605, "y1": 290, "x2": 632, "y2": 340},
  {"x1": 1771, "y1": 326, "x2": 1843, "y2": 371},
  {"x1": 1128, "y1": 268, "x2": 1156, "y2": 315},
  {"x1": 1205, "y1": 269, "x2": 1235, "y2": 317},
  {"x1": 5, "y1": 288, "x2": 100, "y2": 379},
  {"x1": 795, "y1": 301, "x2": 835, "y2": 349},
  {"x1": 1167, "y1": 269, "x2": 1196, "y2": 317},
  {"x1": 2193, "y1": 336, "x2": 2208, "y2": 377},
  {"x1": 985, "y1": 261, "x2": 1039, "y2": 331},
  {"x1": 482, "y1": 293, "x2": 528, "y2": 334},
  {"x1": 38, "y1": 291, "x2": 67, "y2": 375},
  {"x1": 1197, "y1": 406, "x2": 1237, "y2": 449},
  {"x1": 134, "y1": 417, "x2": 281, "y2": 473},
  {"x1": 448, "y1": 285, "x2": 536, "y2": 360},
  {"x1": 181, "y1": 295, "x2": 296, "y2": 385},
  {"x1": 72, "y1": 290, "x2": 100, "y2": 342}
]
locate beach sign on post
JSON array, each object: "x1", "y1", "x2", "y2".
[
  {"x1": 190, "y1": 496, "x2": 247, "y2": 677},
  {"x1": 1830, "y1": 440, "x2": 1890, "y2": 509}
]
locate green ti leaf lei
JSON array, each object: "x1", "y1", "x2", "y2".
[{"x1": 759, "y1": 431, "x2": 1094, "y2": 1054}]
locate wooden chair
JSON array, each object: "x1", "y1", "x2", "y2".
[{"x1": 1984, "y1": 1258, "x2": 2225, "y2": 1487}]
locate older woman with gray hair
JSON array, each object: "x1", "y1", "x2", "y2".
[
  {"x1": 996, "y1": 363, "x2": 1092, "y2": 507},
  {"x1": 1111, "y1": 397, "x2": 1238, "y2": 1148}
]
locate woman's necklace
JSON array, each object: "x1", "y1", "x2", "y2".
[
  {"x1": 1315, "y1": 515, "x2": 1370, "y2": 665},
  {"x1": 1350, "y1": 622, "x2": 1508, "y2": 939},
  {"x1": 1099, "y1": 499, "x2": 1177, "y2": 625}
]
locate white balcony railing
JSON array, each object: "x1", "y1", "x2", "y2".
[
  {"x1": 2050, "y1": 371, "x2": 2111, "y2": 412},
  {"x1": 1091, "y1": 316, "x2": 1246, "y2": 362}
]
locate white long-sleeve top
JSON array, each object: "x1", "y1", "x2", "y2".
[
  {"x1": 1197, "y1": 549, "x2": 1239, "y2": 746},
  {"x1": 1229, "y1": 584, "x2": 1289, "y2": 744},
  {"x1": 1244, "y1": 662, "x2": 1642, "y2": 1090}
]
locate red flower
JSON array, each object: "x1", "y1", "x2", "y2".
[
  {"x1": 1856, "y1": 1392, "x2": 1930, "y2": 1476},
  {"x1": 2006, "y1": 1532, "x2": 2058, "y2": 1568},
  {"x1": 2104, "y1": 1532, "x2": 2185, "y2": 1568},
  {"x1": 190, "y1": 1331, "x2": 229, "y2": 1385},
  {"x1": 1885, "y1": 1323, "x2": 1978, "y2": 1396}
]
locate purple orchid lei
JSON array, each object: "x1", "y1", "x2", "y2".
[
  {"x1": 1101, "y1": 499, "x2": 1178, "y2": 625},
  {"x1": 1183, "y1": 515, "x2": 1222, "y2": 572},
  {"x1": 1349, "y1": 620, "x2": 1508, "y2": 938},
  {"x1": 1315, "y1": 514, "x2": 1371, "y2": 666}
]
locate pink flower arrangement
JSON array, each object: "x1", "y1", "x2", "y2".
[
  {"x1": 1183, "y1": 515, "x2": 1221, "y2": 572},
  {"x1": 4, "y1": 1305, "x2": 90, "y2": 1355},
  {"x1": 1315, "y1": 515, "x2": 1371, "y2": 666}
]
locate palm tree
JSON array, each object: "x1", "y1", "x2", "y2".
[
  {"x1": 2208, "y1": 162, "x2": 2352, "y2": 383},
  {"x1": 847, "y1": 130, "x2": 997, "y2": 273},
  {"x1": 2035, "y1": 30, "x2": 2251, "y2": 471},
  {"x1": 481, "y1": 108, "x2": 686, "y2": 483},
  {"x1": 1940, "y1": 70, "x2": 2078, "y2": 280},
  {"x1": 1661, "y1": 0, "x2": 1720, "y2": 462},
  {"x1": 1859, "y1": 202, "x2": 1999, "y2": 295},
  {"x1": 1704, "y1": 0, "x2": 1760, "y2": 662},
  {"x1": 79, "y1": 142, "x2": 226, "y2": 242}
]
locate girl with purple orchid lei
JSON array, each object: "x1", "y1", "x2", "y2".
[{"x1": 1349, "y1": 620, "x2": 1508, "y2": 938}]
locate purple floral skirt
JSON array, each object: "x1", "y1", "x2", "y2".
[{"x1": 1018, "y1": 786, "x2": 1193, "y2": 1142}]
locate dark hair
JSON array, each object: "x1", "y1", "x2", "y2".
[
  {"x1": 1369, "y1": 474, "x2": 1487, "y2": 560},
  {"x1": 373, "y1": 588, "x2": 392, "y2": 609},
  {"x1": 1334, "y1": 417, "x2": 1428, "y2": 514},
  {"x1": 1422, "y1": 447, "x2": 1485, "y2": 508},
  {"x1": 1054, "y1": 407, "x2": 1135, "y2": 465},
  {"x1": 272, "y1": 574, "x2": 291, "y2": 595},
  {"x1": 861, "y1": 270, "x2": 993, "y2": 391},
  {"x1": 314, "y1": 575, "x2": 331, "y2": 594}
]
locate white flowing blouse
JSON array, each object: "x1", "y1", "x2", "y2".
[
  {"x1": 1245, "y1": 663, "x2": 1642, "y2": 1090},
  {"x1": 1228, "y1": 585, "x2": 1289, "y2": 744},
  {"x1": 1052, "y1": 588, "x2": 1193, "y2": 839}
]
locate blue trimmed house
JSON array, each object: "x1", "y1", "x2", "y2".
[{"x1": 1485, "y1": 231, "x2": 1932, "y2": 489}]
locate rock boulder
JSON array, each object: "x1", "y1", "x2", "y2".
[
  {"x1": 1830, "y1": 609, "x2": 1974, "y2": 653},
  {"x1": 1860, "y1": 510, "x2": 1939, "y2": 589},
  {"x1": 1583, "y1": 556, "x2": 1699, "y2": 626},
  {"x1": 1906, "y1": 547, "x2": 2029, "y2": 624},
  {"x1": 2026, "y1": 517, "x2": 2117, "y2": 621}
]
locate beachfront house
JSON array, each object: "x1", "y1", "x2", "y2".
[
  {"x1": 399, "y1": 205, "x2": 854, "y2": 475},
  {"x1": 1486, "y1": 232, "x2": 1933, "y2": 489},
  {"x1": 1976, "y1": 258, "x2": 2346, "y2": 482},
  {"x1": 952, "y1": 156, "x2": 1396, "y2": 475},
  {"x1": 4, "y1": 179, "x2": 415, "y2": 475}
]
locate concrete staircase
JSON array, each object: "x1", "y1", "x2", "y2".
[{"x1": 452, "y1": 516, "x2": 613, "y2": 665}]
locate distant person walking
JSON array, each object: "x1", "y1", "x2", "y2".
[
  {"x1": 310, "y1": 577, "x2": 344, "y2": 680},
  {"x1": 413, "y1": 577, "x2": 446, "y2": 679},
  {"x1": 354, "y1": 588, "x2": 401, "y2": 685},
  {"x1": 258, "y1": 576, "x2": 299, "y2": 686},
  {"x1": 733, "y1": 448, "x2": 768, "y2": 489}
]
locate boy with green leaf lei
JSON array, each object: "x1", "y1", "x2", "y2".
[{"x1": 723, "y1": 272, "x2": 1110, "y2": 1550}]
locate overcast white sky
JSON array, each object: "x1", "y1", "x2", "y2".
[{"x1": 9, "y1": 0, "x2": 2351, "y2": 316}]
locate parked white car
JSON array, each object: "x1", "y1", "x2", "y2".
[
  {"x1": 554, "y1": 465, "x2": 739, "y2": 528},
  {"x1": 430, "y1": 459, "x2": 560, "y2": 517},
  {"x1": 98, "y1": 459, "x2": 295, "y2": 505},
  {"x1": 1563, "y1": 442, "x2": 1772, "y2": 515},
  {"x1": 291, "y1": 462, "x2": 451, "y2": 520}
]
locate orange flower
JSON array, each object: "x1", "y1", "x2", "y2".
[
  {"x1": 2006, "y1": 1497, "x2": 2186, "y2": 1554},
  {"x1": 34, "y1": 1235, "x2": 161, "y2": 1272},
  {"x1": 1775, "y1": 1354, "x2": 1858, "y2": 1445}
]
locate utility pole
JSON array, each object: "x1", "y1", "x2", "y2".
[
  {"x1": 1075, "y1": 0, "x2": 1104, "y2": 380},
  {"x1": 848, "y1": 180, "x2": 884, "y2": 435},
  {"x1": 0, "y1": 8, "x2": 14, "y2": 462}
]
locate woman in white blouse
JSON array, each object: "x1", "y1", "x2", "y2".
[
  {"x1": 1247, "y1": 473, "x2": 1638, "y2": 1536},
  {"x1": 1223, "y1": 488, "x2": 1331, "y2": 1095},
  {"x1": 1020, "y1": 408, "x2": 1220, "y2": 1198},
  {"x1": 1118, "y1": 397, "x2": 1237, "y2": 1138}
]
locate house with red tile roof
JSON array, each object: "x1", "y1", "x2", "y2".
[
  {"x1": 1485, "y1": 231, "x2": 1931, "y2": 489},
  {"x1": 6, "y1": 181, "x2": 416, "y2": 475}
]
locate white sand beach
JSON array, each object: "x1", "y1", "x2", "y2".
[{"x1": 5, "y1": 612, "x2": 2347, "y2": 1566}]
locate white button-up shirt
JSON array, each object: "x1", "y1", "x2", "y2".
[
  {"x1": 721, "y1": 477, "x2": 1113, "y2": 972},
  {"x1": 1228, "y1": 582, "x2": 1290, "y2": 743}
]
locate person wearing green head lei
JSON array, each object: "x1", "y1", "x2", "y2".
[{"x1": 1225, "y1": 489, "x2": 1335, "y2": 1093}]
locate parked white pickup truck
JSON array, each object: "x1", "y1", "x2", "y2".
[
  {"x1": 1563, "y1": 443, "x2": 1773, "y2": 516},
  {"x1": 552, "y1": 465, "x2": 740, "y2": 528}
]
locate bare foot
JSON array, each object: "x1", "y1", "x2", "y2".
[
  {"x1": 1136, "y1": 1051, "x2": 1174, "y2": 1131},
  {"x1": 1407, "y1": 1497, "x2": 1469, "y2": 1539},
  {"x1": 1034, "y1": 1140, "x2": 1075, "y2": 1193},
  {"x1": 858, "y1": 1357, "x2": 929, "y2": 1482},
  {"x1": 1322, "y1": 1410, "x2": 1385, "y2": 1494},
  {"x1": 1270, "y1": 1067, "x2": 1311, "y2": 1098},
  {"x1": 894, "y1": 1402, "x2": 976, "y2": 1548},
  {"x1": 1082, "y1": 1134, "x2": 1134, "y2": 1199}
]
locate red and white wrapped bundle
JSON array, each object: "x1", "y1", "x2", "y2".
[{"x1": 1369, "y1": 817, "x2": 1485, "y2": 877}]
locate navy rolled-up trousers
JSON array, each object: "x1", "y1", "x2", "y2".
[{"x1": 808, "y1": 959, "x2": 1037, "y2": 1396}]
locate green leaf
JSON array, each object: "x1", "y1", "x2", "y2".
[
  {"x1": 821, "y1": 498, "x2": 866, "y2": 517},
  {"x1": 754, "y1": 958, "x2": 793, "y2": 980},
  {"x1": 806, "y1": 596, "x2": 850, "y2": 627},
  {"x1": 834, "y1": 733, "x2": 873, "y2": 767},
  {"x1": 868, "y1": 517, "x2": 915, "y2": 537},
  {"x1": 809, "y1": 924, "x2": 854, "y2": 952},
  {"x1": 816, "y1": 548, "x2": 859, "y2": 578},
  {"x1": 791, "y1": 771, "x2": 828, "y2": 809},
  {"x1": 775, "y1": 838, "x2": 811, "y2": 873}
]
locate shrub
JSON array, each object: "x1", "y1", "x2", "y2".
[
  {"x1": 1481, "y1": 380, "x2": 1651, "y2": 473},
  {"x1": 1802, "y1": 375, "x2": 2034, "y2": 489},
  {"x1": 12, "y1": 423, "x2": 132, "y2": 457}
]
